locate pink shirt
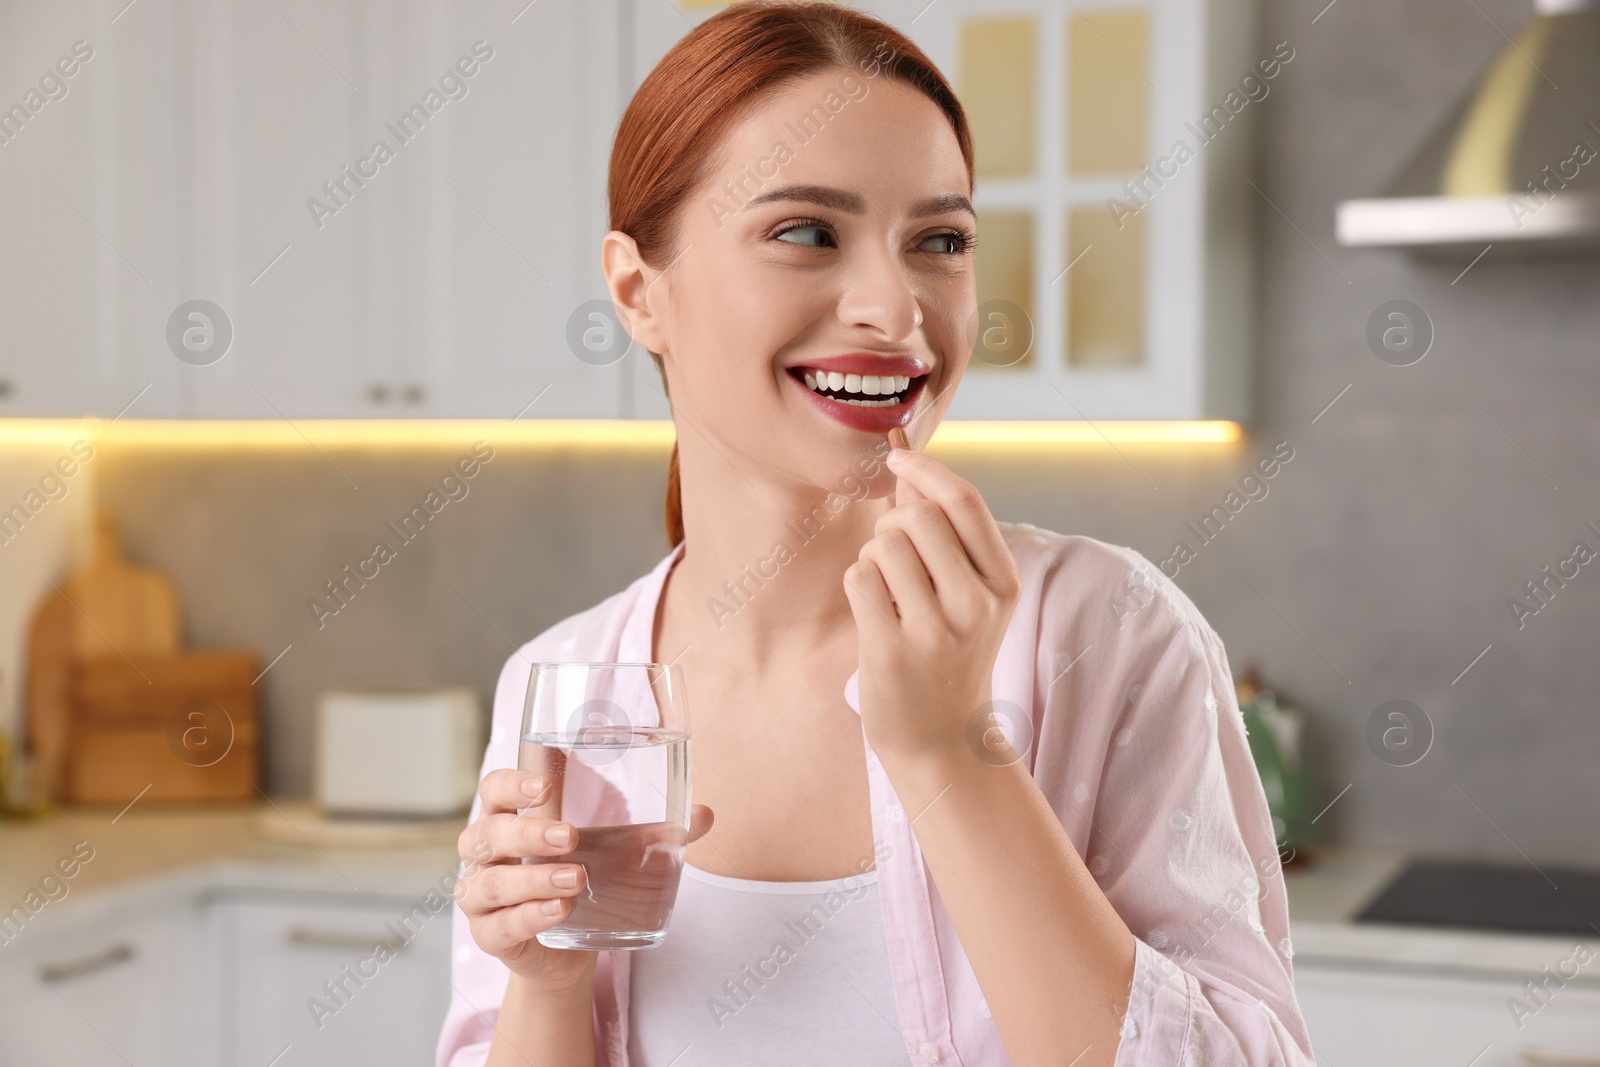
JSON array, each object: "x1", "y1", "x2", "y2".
[{"x1": 436, "y1": 522, "x2": 1316, "y2": 1066}]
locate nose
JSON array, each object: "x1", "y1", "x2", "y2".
[{"x1": 835, "y1": 240, "x2": 924, "y2": 342}]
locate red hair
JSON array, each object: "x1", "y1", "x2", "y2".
[{"x1": 606, "y1": 0, "x2": 973, "y2": 547}]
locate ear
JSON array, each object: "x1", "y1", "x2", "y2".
[{"x1": 602, "y1": 230, "x2": 671, "y2": 360}]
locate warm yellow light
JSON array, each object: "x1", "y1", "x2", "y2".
[
  {"x1": 0, "y1": 419, "x2": 676, "y2": 449},
  {"x1": 0, "y1": 418, "x2": 1242, "y2": 449},
  {"x1": 928, "y1": 421, "x2": 1241, "y2": 446}
]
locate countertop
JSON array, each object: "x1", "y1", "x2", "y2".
[
  {"x1": 4, "y1": 809, "x2": 1593, "y2": 981},
  {"x1": 1283, "y1": 846, "x2": 1599, "y2": 980},
  {"x1": 0, "y1": 802, "x2": 462, "y2": 952}
]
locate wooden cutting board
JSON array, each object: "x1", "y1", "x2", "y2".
[
  {"x1": 64, "y1": 511, "x2": 181, "y2": 658},
  {"x1": 25, "y1": 509, "x2": 187, "y2": 802}
]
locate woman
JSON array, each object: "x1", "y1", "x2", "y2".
[{"x1": 437, "y1": 3, "x2": 1313, "y2": 1065}]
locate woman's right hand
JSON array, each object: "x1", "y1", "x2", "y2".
[
  {"x1": 455, "y1": 769, "x2": 601, "y2": 994},
  {"x1": 455, "y1": 769, "x2": 713, "y2": 995}
]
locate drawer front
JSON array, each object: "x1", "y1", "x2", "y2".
[
  {"x1": 1297, "y1": 961, "x2": 1600, "y2": 1067},
  {"x1": 216, "y1": 894, "x2": 452, "y2": 1067}
]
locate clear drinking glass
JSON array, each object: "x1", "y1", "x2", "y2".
[{"x1": 518, "y1": 662, "x2": 692, "y2": 950}]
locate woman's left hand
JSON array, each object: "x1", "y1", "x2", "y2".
[{"x1": 843, "y1": 446, "x2": 1023, "y2": 764}]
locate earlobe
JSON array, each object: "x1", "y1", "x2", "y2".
[{"x1": 601, "y1": 230, "x2": 665, "y2": 355}]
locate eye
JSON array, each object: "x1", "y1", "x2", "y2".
[
  {"x1": 773, "y1": 218, "x2": 837, "y2": 248},
  {"x1": 917, "y1": 229, "x2": 977, "y2": 256}
]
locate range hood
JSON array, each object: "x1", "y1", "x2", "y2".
[{"x1": 1336, "y1": 0, "x2": 1600, "y2": 255}]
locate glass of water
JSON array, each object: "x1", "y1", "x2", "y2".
[{"x1": 519, "y1": 662, "x2": 692, "y2": 950}]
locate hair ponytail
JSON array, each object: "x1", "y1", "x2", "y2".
[
  {"x1": 664, "y1": 441, "x2": 684, "y2": 548},
  {"x1": 607, "y1": 1, "x2": 972, "y2": 550}
]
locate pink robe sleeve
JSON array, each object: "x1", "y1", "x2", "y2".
[{"x1": 1087, "y1": 593, "x2": 1316, "y2": 1066}]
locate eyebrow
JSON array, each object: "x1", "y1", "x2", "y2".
[{"x1": 739, "y1": 184, "x2": 976, "y2": 220}]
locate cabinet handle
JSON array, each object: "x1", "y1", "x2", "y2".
[
  {"x1": 38, "y1": 942, "x2": 137, "y2": 984},
  {"x1": 1520, "y1": 1053, "x2": 1600, "y2": 1066},
  {"x1": 286, "y1": 925, "x2": 407, "y2": 954}
]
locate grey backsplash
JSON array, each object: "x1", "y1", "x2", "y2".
[{"x1": 94, "y1": 0, "x2": 1600, "y2": 865}]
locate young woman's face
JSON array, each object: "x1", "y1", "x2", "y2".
[{"x1": 651, "y1": 66, "x2": 976, "y2": 500}]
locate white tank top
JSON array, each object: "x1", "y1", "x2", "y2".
[{"x1": 627, "y1": 860, "x2": 908, "y2": 1065}]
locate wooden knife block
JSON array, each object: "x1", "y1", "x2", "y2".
[{"x1": 64, "y1": 652, "x2": 261, "y2": 804}]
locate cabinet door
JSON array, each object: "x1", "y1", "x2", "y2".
[
  {"x1": 216, "y1": 893, "x2": 451, "y2": 1067},
  {"x1": 0, "y1": 900, "x2": 194, "y2": 1067},
  {"x1": 0, "y1": 2, "x2": 186, "y2": 419},
  {"x1": 1296, "y1": 960, "x2": 1600, "y2": 1066},
  {"x1": 0, "y1": 0, "x2": 627, "y2": 419}
]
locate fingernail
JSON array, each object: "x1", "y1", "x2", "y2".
[
  {"x1": 545, "y1": 823, "x2": 573, "y2": 847},
  {"x1": 521, "y1": 776, "x2": 546, "y2": 797},
  {"x1": 886, "y1": 447, "x2": 909, "y2": 464},
  {"x1": 551, "y1": 866, "x2": 579, "y2": 888},
  {"x1": 541, "y1": 898, "x2": 564, "y2": 915}
]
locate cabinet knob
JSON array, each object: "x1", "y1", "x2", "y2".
[
  {"x1": 368, "y1": 383, "x2": 391, "y2": 404},
  {"x1": 0, "y1": 378, "x2": 13, "y2": 399},
  {"x1": 402, "y1": 383, "x2": 426, "y2": 405}
]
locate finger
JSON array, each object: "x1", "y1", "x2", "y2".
[
  {"x1": 465, "y1": 810, "x2": 580, "y2": 864},
  {"x1": 860, "y1": 528, "x2": 940, "y2": 623},
  {"x1": 478, "y1": 768, "x2": 554, "y2": 817},
  {"x1": 891, "y1": 455, "x2": 926, "y2": 505},
  {"x1": 842, "y1": 556, "x2": 899, "y2": 640},
  {"x1": 455, "y1": 859, "x2": 588, "y2": 915},
  {"x1": 875, "y1": 499, "x2": 975, "y2": 607},
  {"x1": 884, "y1": 450, "x2": 1011, "y2": 586},
  {"x1": 474, "y1": 896, "x2": 574, "y2": 957}
]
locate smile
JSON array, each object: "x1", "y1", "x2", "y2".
[{"x1": 785, "y1": 359, "x2": 931, "y2": 433}]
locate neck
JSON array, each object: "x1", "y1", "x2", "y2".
[{"x1": 666, "y1": 445, "x2": 894, "y2": 661}]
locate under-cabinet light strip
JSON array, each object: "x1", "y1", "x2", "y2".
[{"x1": 0, "y1": 419, "x2": 1242, "y2": 448}]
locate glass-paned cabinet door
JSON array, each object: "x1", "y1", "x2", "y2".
[{"x1": 858, "y1": 0, "x2": 1251, "y2": 421}]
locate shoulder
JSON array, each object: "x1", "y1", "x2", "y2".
[
  {"x1": 998, "y1": 520, "x2": 1215, "y2": 647},
  {"x1": 489, "y1": 568, "x2": 657, "y2": 705}
]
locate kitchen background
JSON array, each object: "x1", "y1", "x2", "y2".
[{"x1": 1, "y1": 0, "x2": 1598, "y2": 1064}]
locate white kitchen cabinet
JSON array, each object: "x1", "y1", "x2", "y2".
[
  {"x1": 2, "y1": 0, "x2": 1257, "y2": 422},
  {"x1": 1296, "y1": 956, "x2": 1600, "y2": 1066},
  {"x1": 0, "y1": 0, "x2": 627, "y2": 420},
  {"x1": 0, "y1": 898, "x2": 196, "y2": 1067},
  {"x1": 214, "y1": 890, "x2": 452, "y2": 1067}
]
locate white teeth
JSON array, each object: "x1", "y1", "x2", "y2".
[{"x1": 798, "y1": 367, "x2": 919, "y2": 405}]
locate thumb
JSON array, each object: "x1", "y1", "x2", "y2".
[
  {"x1": 887, "y1": 427, "x2": 923, "y2": 505},
  {"x1": 686, "y1": 803, "x2": 715, "y2": 844}
]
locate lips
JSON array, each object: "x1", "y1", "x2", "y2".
[{"x1": 785, "y1": 354, "x2": 931, "y2": 433}]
